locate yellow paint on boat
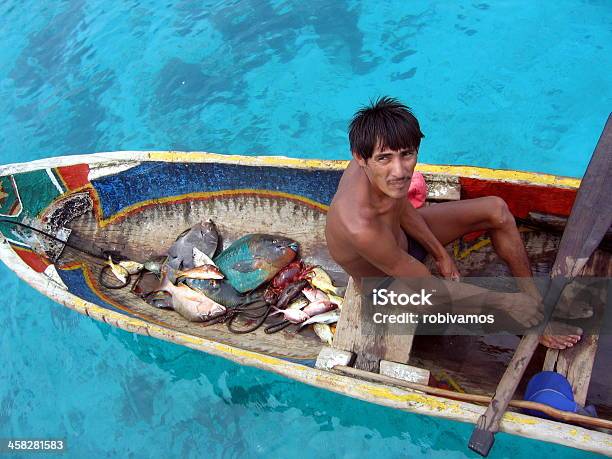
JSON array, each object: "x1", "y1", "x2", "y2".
[
  {"x1": 502, "y1": 413, "x2": 539, "y2": 425},
  {"x1": 360, "y1": 384, "x2": 462, "y2": 413},
  {"x1": 454, "y1": 238, "x2": 492, "y2": 260},
  {"x1": 146, "y1": 151, "x2": 581, "y2": 188},
  {"x1": 211, "y1": 342, "x2": 293, "y2": 367},
  {"x1": 147, "y1": 151, "x2": 348, "y2": 170},
  {"x1": 416, "y1": 164, "x2": 580, "y2": 188}
]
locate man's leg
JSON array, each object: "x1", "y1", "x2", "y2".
[{"x1": 417, "y1": 196, "x2": 580, "y2": 349}]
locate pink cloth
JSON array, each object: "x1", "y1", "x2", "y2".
[{"x1": 408, "y1": 171, "x2": 428, "y2": 208}]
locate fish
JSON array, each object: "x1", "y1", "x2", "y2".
[
  {"x1": 298, "y1": 309, "x2": 340, "y2": 328},
  {"x1": 176, "y1": 264, "x2": 224, "y2": 280},
  {"x1": 313, "y1": 323, "x2": 334, "y2": 345},
  {"x1": 166, "y1": 220, "x2": 219, "y2": 271},
  {"x1": 108, "y1": 256, "x2": 128, "y2": 283},
  {"x1": 286, "y1": 296, "x2": 309, "y2": 311},
  {"x1": 193, "y1": 247, "x2": 216, "y2": 267},
  {"x1": 302, "y1": 300, "x2": 337, "y2": 317},
  {"x1": 118, "y1": 260, "x2": 144, "y2": 274},
  {"x1": 275, "y1": 279, "x2": 309, "y2": 309},
  {"x1": 302, "y1": 287, "x2": 328, "y2": 303},
  {"x1": 308, "y1": 266, "x2": 342, "y2": 296},
  {"x1": 271, "y1": 307, "x2": 309, "y2": 324},
  {"x1": 144, "y1": 259, "x2": 164, "y2": 275},
  {"x1": 182, "y1": 278, "x2": 261, "y2": 308},
  {"x1": 214, "y1": 234, "x2": 299, "y2": 293},
  {"x1": 327, "y1": 294, "x2": 344, "y2": 309},
  {"x1": 144, "y1": 290, "x2": 174, "y2": 309},
  {"x1": 159, "y1": 274, "x2": 226, "y2": 321}
]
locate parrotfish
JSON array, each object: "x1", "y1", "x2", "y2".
[
  {"x1": 214, "y1": 234, "x2": 299, "y2": 293},
  {"x1": 166, "y1": 220, "x2": 220, "y2": 271}
]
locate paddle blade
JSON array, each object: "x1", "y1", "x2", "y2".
[
  {"x1": 468, "y1": 113, "x2": 612, "y2": 457},
  {"x1": 552, "y1": 114, "x2": 612, "y2": 279}
]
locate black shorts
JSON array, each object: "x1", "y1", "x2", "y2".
[{"x1": 407, "y1": 234, "x2": 428, "y2": 262}]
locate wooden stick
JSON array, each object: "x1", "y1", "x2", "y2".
[{"x1": 469, "y1": 113, "x2": 612, "y2": 456}]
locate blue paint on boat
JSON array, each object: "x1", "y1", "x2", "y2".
[{"x1": 91, "y1": 162, "x2": 342, "y2": 220}]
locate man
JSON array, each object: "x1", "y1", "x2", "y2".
[{"x1": 325, "y1": 96, "x2": 580, "y2": 349}]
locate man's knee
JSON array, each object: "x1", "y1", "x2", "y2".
[{"x1": 485, "y1": 196, "x2": 513, "y2": 228}]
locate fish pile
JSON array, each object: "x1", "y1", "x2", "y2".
[
  {"x1": 263, "y1": 265, "x2": 343, "y2": 344},
  {"x1": 108, "y1": 220, "x2": 344, "y2": 345}
]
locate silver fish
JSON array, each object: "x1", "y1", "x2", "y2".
[
  {"x1": 160, "y1": 274, "x2": 226, "y2": 322},
  {"x1": 299, "y1": 309, "x2": 340, "y2": 328},
  {"x1": 286, "y1": 297, "x2": 309, "y2": 311},
  {"x1": 270, "y1": 307, "x2": 309, "y2": 324}
]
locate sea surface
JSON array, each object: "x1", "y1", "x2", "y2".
[{"x1": 1, "y1": 1, "x2": 610, "y2": 458}]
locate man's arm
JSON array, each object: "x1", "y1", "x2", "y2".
[
  {"x1": 352, "y1": 224, "x2": 543, "y2": 326},
  {"x1": 399, "y1": 200, "x2": 460, "y2": 280}
]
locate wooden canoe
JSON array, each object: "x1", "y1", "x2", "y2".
[{"x1": 0, "y1": 151, "x2": 610, "y2": 456}]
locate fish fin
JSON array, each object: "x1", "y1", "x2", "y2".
[{"x1": 232, "y1": 258, "x2": 264, "y2": 273}]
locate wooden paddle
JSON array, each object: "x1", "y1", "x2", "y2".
[{"x1": 468, "y1": 113, "x2": 612, "y2": 457}]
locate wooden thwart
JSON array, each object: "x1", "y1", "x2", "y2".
[{"x1": 333, "y1": 277, "x2": 416, "y2": 372}]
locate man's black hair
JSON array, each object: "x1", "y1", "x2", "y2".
[{"x1": 348, "y1": 96, "x2": 424, "y2": 161}]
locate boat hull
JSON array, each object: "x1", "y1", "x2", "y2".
[{"x1": 0, "y1": 151, "x2": 610, "y2": 456}]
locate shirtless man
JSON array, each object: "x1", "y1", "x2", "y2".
[{"x1": 325, "y1": 96, "x2": 580, "y2": 349}]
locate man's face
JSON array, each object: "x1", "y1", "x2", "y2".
[{"x1": 355, "y1": 145, "x2": 418, "y2": 199}]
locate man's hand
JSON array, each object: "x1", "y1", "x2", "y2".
[{"x1": 435, "y1": 252, "x2": 460, "y2": 281}]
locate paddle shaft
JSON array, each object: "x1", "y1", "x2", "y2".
[{"x1": 469, "y1": 114, "x2": 612, "y2": 456}]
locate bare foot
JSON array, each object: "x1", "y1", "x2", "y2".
[
  {"x1": 539, "y1": 334, "x2": 582, "y2": 349},
  {"x1": 540, "y1": 322, "x2": 583, "y2": 349}
]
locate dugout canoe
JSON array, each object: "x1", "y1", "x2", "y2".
[{"x1": 0, "y1": 151, "x2": 610, "y2": 456}]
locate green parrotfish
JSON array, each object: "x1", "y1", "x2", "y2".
[{"x1": 213, "y1": 234, "x2": 299, "y2": 293}]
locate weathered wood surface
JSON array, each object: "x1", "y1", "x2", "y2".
[
  {"x1": 422, "y1": 173, "x2": 461, "y2": 201},
  {"x1": 333, "y1": 278, "x2": 415, "y2": 372},
  {"x1": 543, "y1": 249, "x2": 612, "y2": 405},
  {"x1": 471, "y1": 113, "x2": 612, "y2": 453}
]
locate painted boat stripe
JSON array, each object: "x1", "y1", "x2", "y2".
[
  {"x1": 0, "y1": 151, "x2": 581, "y2": 189},
  {"x1": 46, "y1": 168, "x2": 65, "y2": 194}
]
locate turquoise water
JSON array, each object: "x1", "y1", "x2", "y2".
[{"x1": 0, "y1": 1, "x2": 610, "y2": 458}]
